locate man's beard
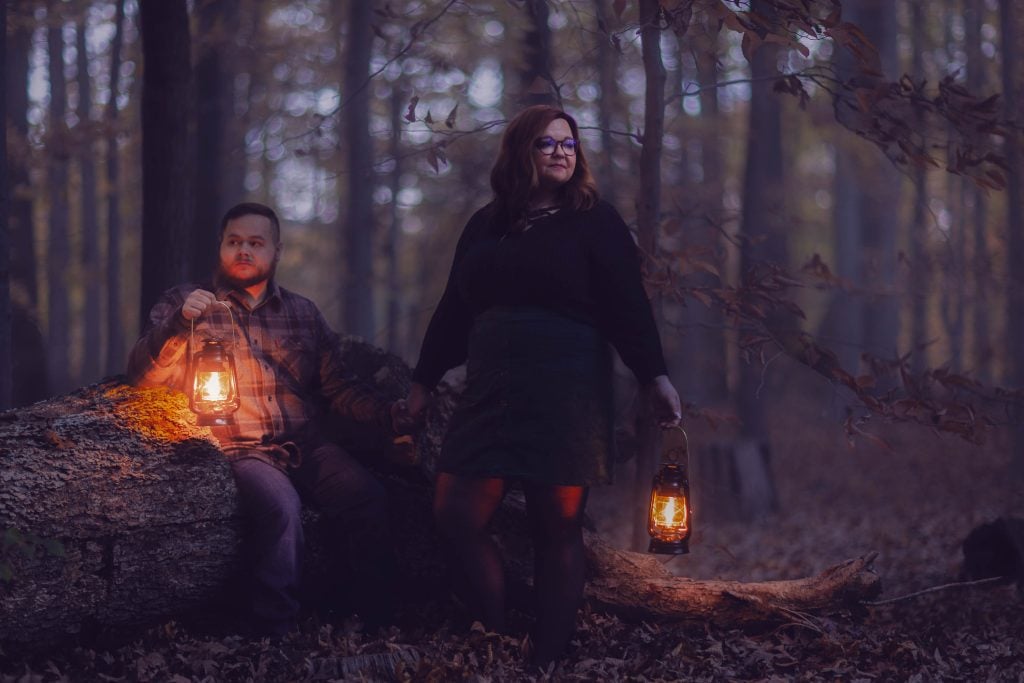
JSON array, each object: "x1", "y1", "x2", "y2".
[{"x1": 217, "y1": 261, "x2": 276, "y2": 289}]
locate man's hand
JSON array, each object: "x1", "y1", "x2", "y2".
[
  {"x1": 390, "y1": 399, "x2": 419, "y2": 434},
  {"x1": 181, "y1": 289, "x2": 218, "y2": 321},
  {"x1": 647, "y1": 375, "x2": 682, "y2": 428},
  {"x1": 406, "y1": 382, "x2": 430, "y2": 423}
]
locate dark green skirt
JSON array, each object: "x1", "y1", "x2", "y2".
[{"x1": 439, "y1": 306, "x2": 615, "y2": 486}]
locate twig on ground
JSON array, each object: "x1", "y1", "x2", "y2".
[{"x1": 862, "y1": 576, "x2": 1006, "y2": 606}]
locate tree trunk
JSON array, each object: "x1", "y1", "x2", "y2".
[
  {"x1": 908, "y1": 0, "x2": 929, "y2": 375},
  {"x1": 851, "y1": 0, "x2": 902, "y2": 368},
  {"x1": 193, "y1": 0, "x2": 240, "y2": 282},
  {"x1": 0, "y1": 0, "x2": 9, "y2": 410},
  {"x1": 77, "y1": 17, "x2": 102, "y2": 385},
  {"x1": 0, "y1": 340, "x2": 882, "y2": 650},
  {"x1": 6, "y1": 6, "x2": 35, "y2": 310},
  {"x1": 104, "y1": 0, "x2": 126, "y2": 377},
  {"x1": 631, "y1": 0, "x2": 667, "y2": 551},
  {"x1": 46, "y1": 0, "x2": 71, "y2": 396},
  {"x1": 341, "y1": 0, "x2": 375, "y2": 340},
  {"x1": 731, "y1": 0, "x2": 785, "y2": 519},
  {"x1": 386, "y1": 84, "x2": 403, "y2": 353},
  {"x1": 737, "y1": 1, "x2": 786, "y2": 439},
  {"x1": 965, "y1": 0, "x2": 991, "y2": 383},
  {"x1": 518, "y1": 0, "x2": 555, "y2": 106},
  {"x1": 138, "y1": 0, "x2": 193, "y2": 326},
  {"x1": 999, "y1": 0, "x2": 1024, "y2": 482},
  {"x1": 684, "y1": 13, "x2": 728, "y2": 405},
  {"x1": 593, "y1": 0, "x2": 619, "y2": 206}
]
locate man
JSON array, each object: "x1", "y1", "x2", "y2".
[{"x1": 128, "y1": 202, "x2": 403, "y2": 636}]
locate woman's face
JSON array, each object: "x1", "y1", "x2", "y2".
[{"x1": 531, "y1": 118, "x2": 577, "y2": 194}]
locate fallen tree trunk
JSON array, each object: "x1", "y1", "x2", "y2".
[{"x1": 0, "y1": 339, "x2": 880, "y2": 649}]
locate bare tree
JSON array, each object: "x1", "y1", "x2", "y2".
[
  {"x1": 77, "y1": 14, "x2": 102, "y2": 383},
  {"x1": 631, "y1": 0, "x2": 667, "y2": 550},
  {"x1": 731, "y1": 0, "x2": 785, "y2": 519},
  {"x1": 1, "y1": 0, "x2": 10, "y2": 410},
  {"x1": 386, "y1": 84, "x2": 403, "y2": 353},
  {"x1": 965, "y1": 0, "x2": 991, "y2": 382},
  {"x1": 6, "y1": 6, "x2": 35, "y2": 309},
  {"x1": 999, "y1": 0, "x2": 1024, "y2": 481},
  {"x1": 193, "y1": 0, "x2": 240, "y2": 281},
  {"x1": 104, "y1": 0, "x2": 126, "y2": 376},
  {"x1": 46, "y1": 0, "x2": 71, "y2": 394},
  {"x1": 519, "y1": 0, "x2": 555, "y2": 105},
  {"x1": 908, "y1": 0, "x2": 929, "y2": 375},
  {"x1": 138, "y1": 0, "x2": 193, "y2": 324},
  {"x1": 341, "y1": 0, "x2": 375, "y2": 340}
]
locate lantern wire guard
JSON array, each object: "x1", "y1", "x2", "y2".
[
  {"x1": 188, "y1": 301, "x2": 240, "y2": 425},
  {"x1": 647, "y1": 424, "x2": 692, "y2": 555}
]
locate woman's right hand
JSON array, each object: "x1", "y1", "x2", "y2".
[{"x1": 406, "y1": 382, "x2": 431, "y2": 424}]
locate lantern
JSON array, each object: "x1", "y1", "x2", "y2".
[
  {"x1": 189, "y1": 338, "x2": 240, "y2": 426},
  {"x1": 647, "y1": 426, "x2": 692, "y2": 555}
]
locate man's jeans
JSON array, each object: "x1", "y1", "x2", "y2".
[{"x1": 230, "y1": 443, "x2": 392, "y2": 632}]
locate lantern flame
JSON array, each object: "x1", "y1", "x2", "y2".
[
  {"x1": 197, "y1": 371, "x2": 229, "y2": 402},
  {"x1": 652, "y1": 494, "x2": 688, "y2": 534}
]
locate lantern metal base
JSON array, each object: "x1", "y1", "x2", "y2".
[
  {"x1": 648, "y1": 538, "x2": 690, "y2": 555},
  {"x1": 196, "y1": 415, "x2": 233, "y2": 426}
]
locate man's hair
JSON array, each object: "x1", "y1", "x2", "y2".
[
  {"x1": 489, "y1": 105, "x2": 598, "y2": 225},
  {"x1": 219, "y1": 202, "x2": 281, "y2": 244}
]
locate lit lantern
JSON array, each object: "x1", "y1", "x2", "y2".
[
  {"x1": 648, "y1": 427, "x2": 692, "y2": 555},
  {"x1": 189, "y1": 338, "x2": 240, "y2": 426}
]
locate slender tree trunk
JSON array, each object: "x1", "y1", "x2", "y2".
[
  {"x1": 386, "y1": 84, "x2": 403, "y2": 353},
  {"x1": 631, "y1": 0, "x2": 666, "y2": 550},
  {"x1": 965, "y1": 0, "x2": 991, "y2": 382},
  {"x1": 104, "y1": 0, "x2": 126, "y2": 376},
  {"x1": 46, "y1": 1, "x2": 71, "y2": 395},
  {"x1": 193, "y1": 0, "x2": 239, "y2": 281},
  {"x1": 999, "y1": 0, "x2": 1024, "y2": 481},
  {"x1": 77, "y1": 16, "x2": 102, "y2": 384},
  {"x1": 737, "y1": 11, "x2": 786, "y2": 441},
  {"x1": 855, "y1": 0, "x2": 901, "y2": 367},
  {"x1": 0, "y1": 0, "x2": 10, "y2": 410},
  {"x1": 593, "y1": 0, "x2": 618, "y2": 204},
  {"x1": 940, "y1": 3, "x2": 965, "y2": 371},
  {"x1": 341, "y1": 0, "x2": 375, "y2": 340},
  {"x1": 519, "y1": 0, "x2": 555, "y2": 106},
  {"x1": 908, "y1": 0, "x2": 929, "y2": 375},
  {"x1": 6, "y1": 7, "x2": 35, "y2": 309},
  {"x1": 685, "y1": 14, "x2": 728, "y2": 405},
  {"x1": 138, "y1": 0, "x2": 193, "y2": 326}
]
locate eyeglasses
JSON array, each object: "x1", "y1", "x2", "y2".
[{"x1": 534, "y1": 136, "x2": 578, "y2": 156}]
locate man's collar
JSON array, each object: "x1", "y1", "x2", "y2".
[{"x1": 212, "y1": 277, "x2": 281, "y2": 311}]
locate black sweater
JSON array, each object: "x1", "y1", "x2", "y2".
[{"x1": 412, "y1": 200, "x2": 669, "y2": 388}]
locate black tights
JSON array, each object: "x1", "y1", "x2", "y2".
[{"x1": 433, "y1": 473, "x2": 588, "y2": 667}]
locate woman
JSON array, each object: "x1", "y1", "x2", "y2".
[{"x1": 406, "y1": 105, "x2": 681, "y2": 667}]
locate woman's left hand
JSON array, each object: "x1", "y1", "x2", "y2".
[{"x1": 647, "y1": 375, "x2": 682, "y2": 428}]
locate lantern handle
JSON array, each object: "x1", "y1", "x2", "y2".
[
  {"x1": 662, "y1": 424, "x2": 689, "y2": 464},
  {"x1": 189, "y1": 300, "x2": 237, "y2": 354}
]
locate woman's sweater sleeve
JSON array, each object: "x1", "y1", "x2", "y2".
[
  {"x1": 412, "y1": 209, "x2": 487, "y2": 389},
  {"x1": 588, "y1": 202, "x2": 668, "y2": 383}
]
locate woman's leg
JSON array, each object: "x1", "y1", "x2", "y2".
[
  {"x1": 522, "y1": 482, "x2": 588, "y2": 667},
  {"x1": 433, "y1": 473, "x2": 508, "y2": 631}
]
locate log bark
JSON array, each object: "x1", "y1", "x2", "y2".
[{"x1": 0, "y1": 340, "x2": 881, "y2": 649}]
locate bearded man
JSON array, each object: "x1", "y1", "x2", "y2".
[{"x1": 128, "y1": 202, "x2": 403, "y2": 636}]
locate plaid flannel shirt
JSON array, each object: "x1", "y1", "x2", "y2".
[{"x1": 127, "y1": 280, "x2": 391, "y2": 468}]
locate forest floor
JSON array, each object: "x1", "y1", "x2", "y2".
[{"x1": 2, "y1": 366, "x2": 1023, "y2": 682}]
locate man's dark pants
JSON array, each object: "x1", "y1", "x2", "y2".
[{"x1": 230, "y1": 443, "x2": 393, "y2": 634}]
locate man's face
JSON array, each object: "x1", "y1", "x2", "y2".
[{"x1": 218, "y1": 214, "x2": 281, "y2": 289}]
